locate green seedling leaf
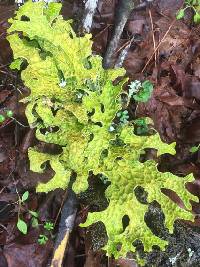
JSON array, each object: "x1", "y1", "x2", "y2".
[
  {"x1": 29, "y1": 210, "x2": 39, "y2": 218},
  {"x1": 21, "y1": 191, "x2": 29, "y2": 202},
  {"x1": 38, "y1": 234, "x2": 48, "y2": 245},
  {"x1": 31, "y1": 217, "x2": 39, "y2": 228},
  {"x1": 134, "y1": 118, "x2": 147, "y2": 126},
  {"x1": 44, "y1": 222, "x2": 54, "y2": 231},
  {"x1": 176, "y1": 9, "x2": 185, "y2": 19},
  {"x1": 0, "y1": 115, "x2": 5, "y2": 123},
  {"x1": 6, "y1": 110, "x2": 13, "y2": 118},
  {"x1": 134, "y1": 118, "x2": 149, "y2": 135},
  {"x1": 117, "y1": 110, "x2": 129, "y2": 124},
  {"x1": 190, "y1": 145, "x2": 200, "y2": 153},
  {"x1": 133, "y1": 80, "x2": 153, "y2": 102},
  {"x1": 194, "y1": 12, "x2": 200, "y2": 23},
  {"x1": 176, "y1": 2, "x2": 200, "y2": 24},
  {"x1": 142, "y1": 80, "x2": 153, "y2": 91},
  {"x1": 17, "y1": 219, "x2": 27, "y2": 234}
]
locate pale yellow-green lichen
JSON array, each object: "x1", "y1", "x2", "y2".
[{"x1": 8, "y1": 1, "x2": 197, "y2": 258}]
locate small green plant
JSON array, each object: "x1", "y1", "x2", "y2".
[
  {"x1": 31, "y1": 216, "x2": 39, "y2": 228},
  {"x1": 29, "y1": 210, "x2": 39, "y2": 218},
  {"x1": 17, "y1": 218, "x2": 28, "y2": 235},
  {"x1": 21, "y1": 191, "x2": 29, "y2": 202},
  {"x1": 0, "y1": 115, "x2": 5, "y2": 123},
  {"x1": 190, "y1": 144, "x2": 200, "y2": 153},
  {"x1": 128, "y1": 80, "x2": 153, "y2": 102},
  {"x1": 16, "y1": 190, "x2": 39, "y2": 234},
  {"x1": 0, "y1": 109, "x2": 28, "y2": 127},
  {"x1": 38, "y1": 234, "x2": 48, "y2": 245},
  {"x1": 16, "y1": 191, "x2": 29, "y2": 234},
  {"x1": 29, "y1": 210, "x2": 39, "y2": 228},
  {"x1": 0, "y1": 109, "x2": 13, "y2": 124},
  {"x1": 6, "y1": 110, "x2": 13, "y2": 118},
  {"x1": 176, "y1": 0, "x2": 200, "y2": 23},
  {"x1": 117, "y1": 110, "x2": 129, "y2": 124},
  {"x1": 37, "y1": 221, "x2": 54, "y2": 245},
  {"x1": 134, "y1": 118, "x2": 149, "y2": 135},
  {"x1": 44, "y1": 221, "x2": 54, "y2": 231},
  {"x1": 16, "y1": 190, "x2": 54, "y2": 239}
]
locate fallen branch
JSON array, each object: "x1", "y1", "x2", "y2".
[
  {"x1": 103, "y1": 0, "x2": 134, "y2": 69},
  {"x1": 50, "y1": 190, "x2": 78, "y2": 267}
]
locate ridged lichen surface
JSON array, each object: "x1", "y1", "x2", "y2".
[{"x1": 8, "y1": 1, "x2": 197, "y2": 258}]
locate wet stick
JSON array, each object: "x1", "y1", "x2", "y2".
[
  {"x1": 50, "y1": 190, "x2": 77, "y2": 267},
  {"x1": 103, "y1": 0, "x2": 134, "y2": 69}
]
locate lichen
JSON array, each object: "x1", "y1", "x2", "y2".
[{"x1": 8, "y1": 1, "x2": 197, "y2": 258}]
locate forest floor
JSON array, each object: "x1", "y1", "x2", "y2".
[{"x1": 1, "y1": 0, "x2": 200, "y2": 266}]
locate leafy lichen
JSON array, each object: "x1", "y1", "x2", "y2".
[{"x1": 8, "y1": 1, "x2": 197, "y2": 258}]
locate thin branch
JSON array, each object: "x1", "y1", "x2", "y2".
[
  {"x1": 103, "y1": 0, "x2": 134, "y2": 69},
  {"x1": 50, "y1": 190, "x2": 78, "y2": 267}
]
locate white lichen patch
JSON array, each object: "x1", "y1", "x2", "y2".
[{"x1": 83, "y1": 0, "x2": 98, "y2": 32}]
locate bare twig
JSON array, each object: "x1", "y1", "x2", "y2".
[
  {"x1": 103, "y1": 0, "x2": 134, "y2": 69},
  {"x1": 50, "y1": 190, "x2": 78, "y2": 267},
  {"x1": 149, "y1": 8, "x2": 157, "y2": 69}
]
